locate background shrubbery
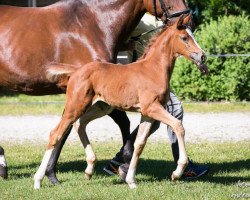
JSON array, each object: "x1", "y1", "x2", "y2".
[
  {"x1": 171, "y1": 15, "x2": 250, "y2": 101},
  {"x1": 188, "y1": 0, "x2": 250, "y2": 25}
]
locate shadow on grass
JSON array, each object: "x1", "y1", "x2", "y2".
[
  {"x1": 9, "y1": 158, "x2": 250, "y2": 185},
  {"x1": 0, "y1": 89, "x2": 18, "y2": 97}
]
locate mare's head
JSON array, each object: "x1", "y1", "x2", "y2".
[
  {"x1": 143, "y1": 0, "x2": 191, "y2": 24},
  {"x1": 167, "y1": 14, "x2": 208, "y2": 74}
]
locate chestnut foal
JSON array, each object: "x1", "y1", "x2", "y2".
[{"x1": 34, "y1": 15, "x2": 207, "y2": 189}]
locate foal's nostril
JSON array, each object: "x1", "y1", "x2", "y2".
[{"x1": 201, "y1": 54, "x2": 206, "y2": 63}]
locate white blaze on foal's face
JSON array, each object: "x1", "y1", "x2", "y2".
[{"x1": 186, "y1": 28, "x2": 203, "y2": 52}]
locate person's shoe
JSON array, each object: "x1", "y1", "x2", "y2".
[
  {"x1": 103, "y1": 147, "x2": 125, "y2": 176},
  {"x1": 109, "y1": 149, "x2": 125, "y2": 166},
  {"x1": 182, "y1": 160, "x2": 209, "y2": 180},
  {"x1": 103, "y1": 162, "x2": 120, "y2": 176}
]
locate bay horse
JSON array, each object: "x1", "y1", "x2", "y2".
[
  {"x1": 34, "y1": 14, "x2": 208, "y2": 189},
  {"x1": 0, "y1": 0, "x2": 191, "y2": 182}
]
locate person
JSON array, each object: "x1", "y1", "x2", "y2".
[{"x1": 103, "y1": 14, "x2": 209, "y2": 180}]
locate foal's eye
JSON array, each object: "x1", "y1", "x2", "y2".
[{"x1": 181, "y1": 36, "x2": 188, "y2": 42}]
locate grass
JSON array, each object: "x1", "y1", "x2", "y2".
[
  {"x1": 0, "y1": 141, "x2": 249, "y2": 199},
  {"x1": 0, "y1": 94, "x2": 249, "y2": 115}
]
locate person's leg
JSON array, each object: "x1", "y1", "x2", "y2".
[
  {"x1": 166, "y1": 92, "x2": 183, "y2": 163},
  {"x1": 167, "y1": 92, "x2": 209, "y2": 179},
  {"x1": 103, "y1": 110, "x2": 132, "y2": 175}
]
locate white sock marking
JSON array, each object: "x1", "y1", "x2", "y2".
[{"x1": 0, "y1": 155, "x2": 7, "y2": 167}]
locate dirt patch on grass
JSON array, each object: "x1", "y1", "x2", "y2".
[{"x1": 0, "y1": 112, "x2": 249, "y2": 143}]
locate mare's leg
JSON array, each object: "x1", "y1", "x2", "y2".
[
  {"x1": 45, "y1": 125, "x2": 72, "y2": 184},
  {"x1": 125, "y1": 117, "x2": 153, "y2": 189},
  {"x1": 0, "y1": 146, "x2": 7, "y2": 179},
  {"x1": 74, "y1": 101, "x2": 113, "y2": 180},
  {"x1": 145, "y1": 102, "x2": 189, "y2": 181},
  {"x1": 109, "y1": 110, "x2": 132, "y2": 167},
  {"x1": 104, "y1": 110, "x2": 133, "y2": 178},
  {"x1": 108, "y1": 110, "x2": 130, "y2": 147},
  {"x1": 118, "y1": 121, "x2": 160, "y2": 180}
]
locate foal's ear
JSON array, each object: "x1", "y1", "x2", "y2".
[
  {"x1": 177, "y1": 14, "x2": 191, "y2": 29},
  {"x1": 183, "y1": 14, "x2": 192, "y2": 26}
]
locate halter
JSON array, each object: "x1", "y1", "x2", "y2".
[{"x1": 153, "y1": 0, "x2": 191, "y2": 22}]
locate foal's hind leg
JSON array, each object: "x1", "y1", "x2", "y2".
[
  {"x1": 74, "y1": 101, "x2": 113, "y2": 180},
  {"x1": 34, "y1": 115, "x2": 76, "y2": 189},
  {"x1": 34, "y1": 94, "x2": 93, "y2": 189},
  {"x1": 145, "y1": 102, "x2": 189, "y2": 181},
  {"x1": 45, "y1": 126, "x2": 72, "y2": 184}
]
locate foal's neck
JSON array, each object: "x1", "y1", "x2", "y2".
[{"x1": 142, "y1": 30, "x2": 176, "y2": 78}]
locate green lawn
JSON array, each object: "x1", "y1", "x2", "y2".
[
  {"x1": 0, "y1": 94, "x2": 249, "y2": 115},
  {"x1": 0, "y1": 142, "x2": 249, "y2": 199}
]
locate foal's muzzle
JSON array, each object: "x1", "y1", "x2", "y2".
[{"x1": 190, "y1": 52, "x2": 208, "y2": 75}]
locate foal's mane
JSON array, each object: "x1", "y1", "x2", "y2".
[{"x1": 139, "y1": 25, "x2": 170, "y2": 60}]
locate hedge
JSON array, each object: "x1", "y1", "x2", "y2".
[{"x1": 171, "y1": 15, "x2": 250, "y2": 101}]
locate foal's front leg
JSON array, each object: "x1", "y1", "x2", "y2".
[
  {"x1": 146, "y1": 102, "x2": 189, "y2": 181},
  {"x1": 125, "y1": 117, "x2": 153, "y2": 189}
]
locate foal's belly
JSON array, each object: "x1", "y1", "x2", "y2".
[{"x1": 97, "y1": 92, "x2": 141, "y2": 112}]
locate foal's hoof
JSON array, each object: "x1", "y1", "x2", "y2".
[
  {"x1": 0, "y1": 165, "x2": 7, "y2": 179},
  {"x1": 34, "y1": 180, "x2": 42, "y2": 189},
  {"x1": 84, "y1": 172, "x2": 92, "y2": 180},
  {"x1": 171, "y1": 171, "x2": 180, "y2": 182},
  {"x1": 118, "y1": 166, "x2": 127, "y2": 182}
]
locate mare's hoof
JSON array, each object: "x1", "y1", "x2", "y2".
[
  {"x1": 84, "y1": 172, "x2": 92, "y2": 180},
  {"x1": 0, "y1": 165, "x2": 7, "y2": 179},
  {"x1": 118, "y1": 166, "x2": 127, "y2": 181},
  {"x1": 45, "y1": 171, "x2": 60, "y2": 185}
]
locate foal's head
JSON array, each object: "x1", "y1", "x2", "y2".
[{"x1": 168, "y1": 14, "x2": 208, "y2": 74}]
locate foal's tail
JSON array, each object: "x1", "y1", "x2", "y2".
[{"x1": 46, "y1": 63, "x2": 79, "y2": 82}]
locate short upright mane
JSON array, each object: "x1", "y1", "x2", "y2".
[{"x1": 139, "y1": 25, "x2": 169, "y2": 60}]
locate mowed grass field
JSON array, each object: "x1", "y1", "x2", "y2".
[
  {"x1": 0, "y1": 142, "x2": 249, "y2": 200},
  {"x1": 0, "y1": 93, "x2": 250, "y2": 115},
  {"x1": 0, "y1": 94, "x2": 249, "y2": 199}
]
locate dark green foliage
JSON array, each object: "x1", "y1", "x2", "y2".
[
  {"x1": 171, "y1": 15, "x2": 250, "y2": 101},
  {"x1": 189, "y1": 0, "x2": 250, "y2": 25}
]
